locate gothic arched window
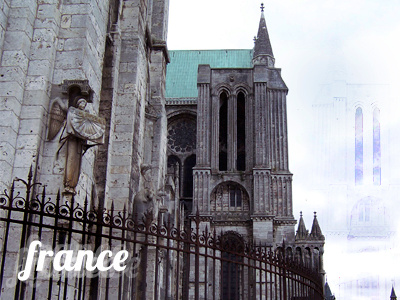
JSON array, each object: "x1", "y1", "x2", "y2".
[
  {"x1": 210, "y1": 182, "x2": 249, "y2": 213},
  {"x1": 183, "y1": 155, "x2": 196, "y2": 198},
  {"x1": 373, "y1": 108, "x2": 381, "y2": 185},
  {"x1": 355, "y1": 107, "x2": 363, "y2": 185},
  {"x1": 167, "y1": 114, "x2": 197, "y2": 201},
  {"x1": 229, "y1": 185, "x2": 242, "y2": 207},
  {"x1": 219, "y1": 92, "x2": 228, "y2": 171},
  {"x1": 237, "y1": 92, "x2": 246, "y2": 171}
]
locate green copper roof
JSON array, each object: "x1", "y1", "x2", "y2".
[{"x1": 166, "y1": 49, "x2": 253, "y2": 99}]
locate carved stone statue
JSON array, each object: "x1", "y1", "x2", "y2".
[
  {"x1": 48, "y1": 96, "x2": 106, "y2": 193},
  {"x1": 133, "y1": 165, "x2": 158, "y2": 222}
]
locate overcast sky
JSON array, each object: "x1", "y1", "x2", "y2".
[
  {"x1": 168, "y1": 0, "x2": 400, "y2": 216},
  {"x1": 168, "y1": 0, "x2": 400, "y2": 84},
  {"x1": 167, "y1": 0, "x2": 400, "y2": 297}
]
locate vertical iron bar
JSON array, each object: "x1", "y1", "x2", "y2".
[
  {"x1": 279, "y1": 264, "x2": 285, "y2": 299},
  {"x1": 234, "y1": 258, "x2": 238, "y2": 300},
  {"x1": 268, "y1": 261, "x2": 273, "y2": 299},
  {"x1": 227, "y1": 259, "x2": 231, "y2": 299},
  {"x1": 194, "y1": 216, "x2": 200, "y2": 300},
  {"x1": 165, "y1": 225, "x2": 171, "y2": 300},
  {"x1": 258, "y1": 258, "x2": 262, "y2": 300},
  {"x1": 175, "y1": 232, "x2": 181, "y2": 300},
  {"x1": 154, "y1": 213, "x2": 161, "y2": 300},
  {"x1": 0, "y1": 181, "x2": 14, "y2": 298},
  {"x1": 283, "y1": 262, "x2": 287, "y2": 300},
  {"x1": 175, "y1": 237, "x2": 181, "y2": 300},
  {"x1": 63, "y1": 194, "x2": 75, "y2": 300},
  {"x1": 78, "y1": 197, "x2": 88, "y2": 300},
  {"x1": 48, "y1": 190, "x2": 61, "y2": 299},
  {"x1": 247, "y1": 258, "x2": 250, "y2": 300},
  {"x1": 274, "y1": 260, "x2": 277, "y2": 300},
  {"x1": 105, "y1": 201, "x2": 114, "y2": 300},
  {"x1": 213, "y1": 236, "x2": 216, "y2": 300},
  {"x1": 241, "y1": 257, "x2": 245, "y2": 300},
  {"x1": 31, "y1": 186, "x2": 46, "y2": 300},
  {"x1": 82, "y1": 198, "x2": 89, "y2": 300},
  {"x1": 270, "y1": 259, "x2": 273, "y2": 300},
  {"x1": 15, "y1": 172, "x2": 34, "y2": 300},
  {"x1": 119, "y1": 205, "x2": 126, "y2": 300},
  {"x1": 138, "y1": 215, "x2": 149, "y2": 299},
  {"x1": 204, "y1": 245, "x2": 208, "y2": 300},
  {"x1": 131, "y1": 216, "x2": 138, "y2": 300},
  {"x1": 263, "y1": 260, "x2": 267, "y2": 300}
]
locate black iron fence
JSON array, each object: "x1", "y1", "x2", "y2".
[{"x1": 0, "y1": 173, "x2": 323, "y2": 300}]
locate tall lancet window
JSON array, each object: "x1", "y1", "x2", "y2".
[
  {"x1": 373, "y1": 108, "x2": 381, "y2": 185},
  {"x1": 355, "y1": 107, "x2": 363, "y2": 185},
  {"x1": 219, "y1": 92, "x2": 228, "y2": 171},
  {"x1": 237, "y1": 92, "x2": 246, "y2": 171}
]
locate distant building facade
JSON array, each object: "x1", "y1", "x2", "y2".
[{"x1": 311, "y1": 80, "x2": 400, "y2": 299}]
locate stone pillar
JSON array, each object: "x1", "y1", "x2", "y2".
[
  {"x1": 245, "y1": 91, "x2": 254, "y2": 170},
  {"x1": 196, "y1": 64, "x2": 211, "y2": 167},
  {"x1": 227, "y1": 93, "x2": 236, "y2": 171},
  {"x1": 252, "y1": 168, "x2": 271, "y2": 214},
  {"x1": 268, "y1": 89, "x2": 289, "y2": 171},
  {"x1": 253, "y1": 80, "x2": 268, "y2": 167},
  {"x1": 193, "y1": 168, "x2": 211, "y2": 214},
  {"x1": 94, "y1": 23, "x2": 122, "y2": 207},
  {"x1": 14, "y1": 0, "x2": 62, "y2": 184},
  {"x1": 195, "y1": 65, "x2": 211, "y2": 215},
  {"x1": 211, "y1": 93, "x2": 219, "y2": 172},
  {"x1": 0, "y1": 0, "x2": 37, "y2": 187},
  {"x1": 104, "y1": 0, "x2": 150, "y2": 212},
  {"x1": 148, "y1": 0, "x2": 170, "y2": 192},
  {"x1": 148, "y1": 47, "x2": 169, "y2": 192}
]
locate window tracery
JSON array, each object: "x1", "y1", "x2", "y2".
[{"x1": 167, "y1": 118, "x2": 196, "y2": 153}]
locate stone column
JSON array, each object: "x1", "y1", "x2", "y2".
[
  {"x1": 227, "y1": 94, "x2": 237, "y2": 171},
  {"x1": 196, "y1": 64, "x2": 211, "y2": 167},
  {"x1": 195, "y1": 65, "x2": 212, "y2": 215},
  {"x1": 14, "y1": 0, "x2": 62, "y2": 184},
  {"x1": 211, "y1": 93, "x2": 219, "y2": 172},
  {"x1": 104, "y1": 0, "x2": 150, "y2": 212},
  {"x1": 0, "y1": 0, "x2": 36, "y2": 187},
  {"x1": 253, "y1": 81, "x2": 268, "y2": 167}
]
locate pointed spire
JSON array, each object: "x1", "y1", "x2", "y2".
[
  {"x1": 309, "y1": 212, "x2": 325, "y2": 240},
  {"x1": 325, "y1": 281, "x2": 336, "y2": 299},
  {"x1": 253, "y1": 3, "x2": 275, "y2": 66},
  {"x1": 391, "y1": 286, "x2": 397, "y2": 300},
  {"x1": 295, "y1": 212, "x2": 309, "y2": 241}
]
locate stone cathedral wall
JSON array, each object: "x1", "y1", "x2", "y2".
[{"x1": 0, "y1": 0, "x2": 169, "y2": 212}]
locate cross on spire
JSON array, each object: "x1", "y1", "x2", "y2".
[{"x1": 260, "y1": 3, "x2": 265, "y2": 12}]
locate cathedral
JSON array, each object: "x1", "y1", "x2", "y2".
[
  {"x1": 165, "y1": 6, "x2": 324, "y2": 249},
  {"x1": 0, "y1": 0, "x2": 326, "y2": 299},
  {"x1": 311, "y1": 79, "x2": 400, "y2": 299}
]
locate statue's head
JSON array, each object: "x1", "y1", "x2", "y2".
[{"x1": 76, "y1": 98, "x2": 87, "y2": 110}]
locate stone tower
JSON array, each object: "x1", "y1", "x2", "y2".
[{"x1": 193, "y1": 9, "x2": 296, "y2": 246}]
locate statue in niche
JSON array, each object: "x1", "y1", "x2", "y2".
[
  {"x1": 48, "y1": 96, "x2": 106, "y2": 194},
  {"x1": 133, "y1": 164, "x2": 159, "y2": 222}
]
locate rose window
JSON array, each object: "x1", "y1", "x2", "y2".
[{"x1": 167, "y1": 119, "x2": 196, "y2": 153}]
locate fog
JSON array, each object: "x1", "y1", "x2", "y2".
[{"x1": 167, "y1": 0, "x2": 400, "y2": 298}]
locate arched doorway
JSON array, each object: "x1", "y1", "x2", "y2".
[{"x1": 220, "y1": 232, "x2": 244, "y2": 299}]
